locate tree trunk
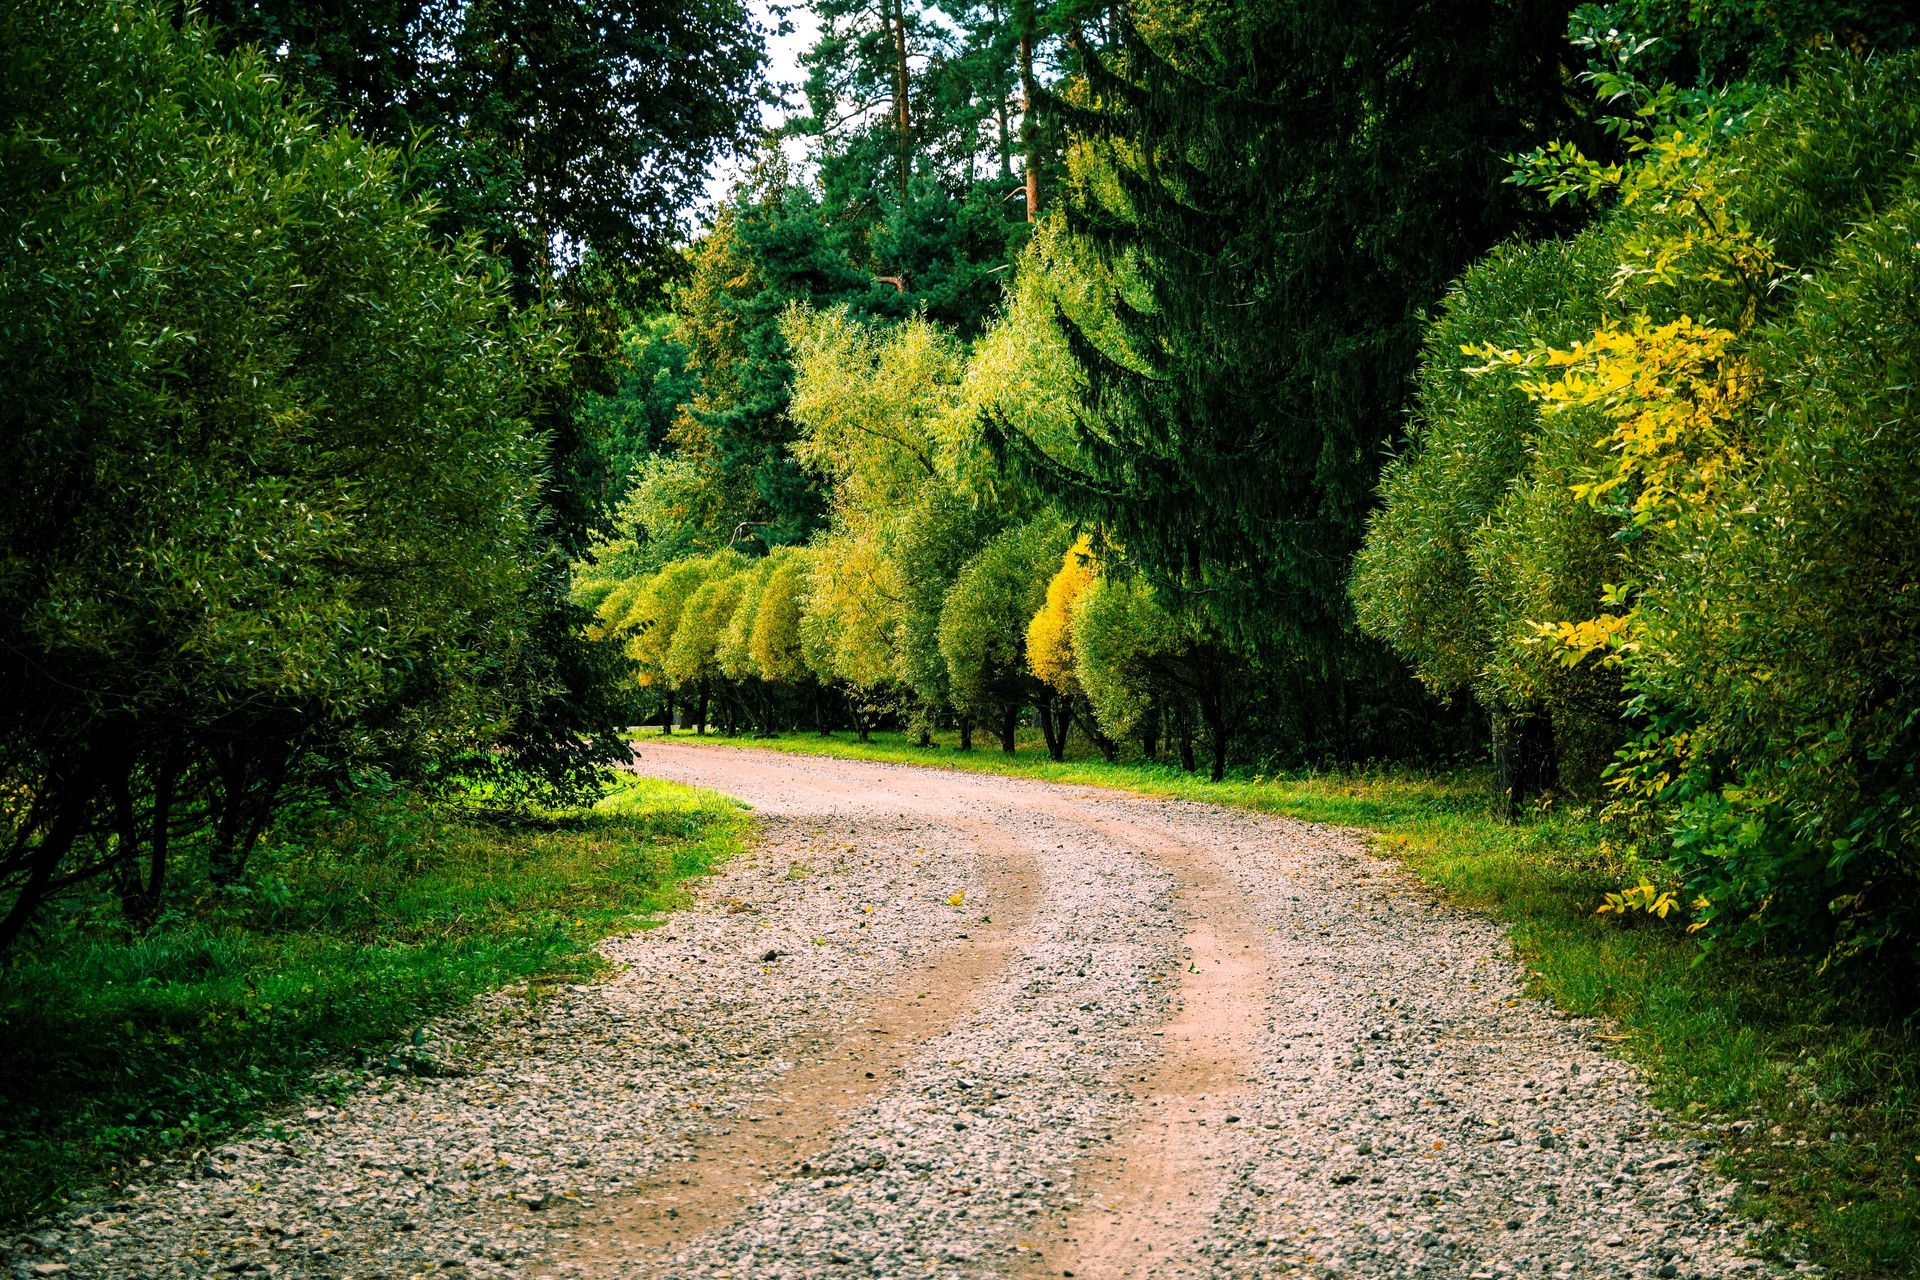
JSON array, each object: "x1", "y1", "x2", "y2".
[
  {"x1": 1492, "y1": 708, "x2": 1558, "y2": 821},
  {"x1": 889, "y1": 0, "x2": 913, "y2": 202},
  {"x1": 1201, "y1": 696, "x2": 1229, "y2": 781},
  {"x1": 999, "y1": 704, "x2": 1019, "y2": 754},
  {"x1": 1037, "y1": 695, "x2": 1065, "y2": 761},
  {"x1": 695, "y1": 682, "x2": 710, "y2": 736},
  {"x1": 958, "y1": 716, "x2": 974, "y2": 751},
  {"x1": 660, "y1": 695, "x2": 674, "y2": 735},
  {"x1": 0, "y1": 754, "x2": 97, "y2": 956},
  {"x1": 212, "y1": 743, "x2": 288, "y2": 887},
  {"x1": 992, "y1": 0, "x2": 1011, "y2": 181},
  {"x1": 114, "y1": 748, "x2": 180, "y2": 930},
  {"x1": 1018, "y1": 6, "x2": 1040, "y2": 220},
  {"x1": 1069, "y1": 697, "x2": 1118, "y2": 762},
  {"x1": 1176, "y1": 719, "x2": 1196, "y2": 773}
]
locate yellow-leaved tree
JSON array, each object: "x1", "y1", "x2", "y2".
[{"x1": 1026, "y1": 534, "x2": 1116, "y2": 760}]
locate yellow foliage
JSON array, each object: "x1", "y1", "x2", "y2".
[
  {"x1": 1476, "y1": 315, "x2": 1755, "y2": 531},
  {"x1": 1026, "y1": 535, "x2": 1098, "y2": 693},
  {"x1": 1595, "y1": 878, "x2": 1681, "y2": 920},
  {"x1": 1476, "y1": 314, "x2": 1757, "y2": 670}
]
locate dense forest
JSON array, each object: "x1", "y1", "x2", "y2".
[{"x1": 5, "y1": 0, "x2": 1920, "y2": 1256}]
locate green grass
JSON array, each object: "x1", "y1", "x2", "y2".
[
  {"x1": 670, "y1": 726, "x2": 1920, "y2": 1278},
  {"x1": 0, "y1": 771, "x2": 748, "y2": 1225}
]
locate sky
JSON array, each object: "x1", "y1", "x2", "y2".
[{"x1": 701, "y1": 0, "x2": 821, "y2": 210}]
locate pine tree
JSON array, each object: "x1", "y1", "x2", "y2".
[{"x1": 997, "y1": 0, "x2": 1583, "y2": 755}]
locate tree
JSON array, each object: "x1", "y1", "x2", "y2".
[
  {"x1": 198, "y1": 0, "x2": 769, "y2": 279},
  {"x1": 717, "y1": 555, "x2": 782, "y2": 732},
  {"x1": 1351, "y1": 232, "x2": 1626, "y2": 808},
  {"x1": 747, "y1": 549, "x2": 820, "y2": 726},
  {"x1": 1071, "y1": 573, "x2": 1179, "y2": 757},
  {"x1": 613, "y1": 555, "x2": 739, "y2": 729},
  {"x1": 1069, "y1": 572, "x2": 1251, "y2": 780},
  {"x1": 665, "y1": 558, "x2": 749, "y2": 733},
  {"x1": 196, "y1": 0, "x2": 774, "y2": 796},
  {"x1": 1356, "y1": 46, "x2": 1920, "y2": 961},
  {"x1": 995, "y1": 0, "x2": 1587, "y2": 759},
  {"x1": 0, "y1": 0, "x2": 552, "y2": 946},
  {"x1": 894, "y1": 493, "x2": 1009, "y2": 745},
  {"x1": 1027, "y1": 534, "x2": 1115, "y2": 759},
  {"x1": 938, "y1": 519, "x2": 1069, "y2": 751},
  {"x1": 580, "y1": 315, "x2": 701, "y2": 500}
]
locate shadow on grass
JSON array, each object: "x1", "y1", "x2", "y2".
[{"x1": 0, "y1": 772, "x2": 747, "y2": 1225}]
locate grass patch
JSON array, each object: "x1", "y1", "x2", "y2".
[
  {"x1": 670, "y1": 727, "x2": 1919, "y2": 1277},
  {"x1": 0, "y1": 770, "x2": 747, "y2": 1226}
]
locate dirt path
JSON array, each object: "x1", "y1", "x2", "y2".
[
  {"x1": 551, "y1": 815, "x2": 1041, "y2": 1271},
  {"x1": 19, "y1": 742, "x2": 1789, "y2": 1280},
  {"x1": 1012, "y1": 808, "x2": 1271, "y2": 1279}
]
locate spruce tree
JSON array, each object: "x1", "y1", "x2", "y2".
[{"x1": 997, "y1": 0, "x2": 1583, "y2": 754}]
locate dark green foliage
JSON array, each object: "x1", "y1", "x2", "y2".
[
  {"x1": 198, "y1": 0, "x2": 768, "y2": 277},
  {"x1": 581, "y1": 316, "x2": 701, "y2": 499},
  {"x1": 0, "y1": 1, "x2": 556, "y2": 947},
  {"x1": 1352, "y1": 232, "x2": 1627, "y2": 797},
  {"x1": 1576, "y1": 0, "x2": 1920, "y2": 87},
  {"x1": 194, "y1": 0, "x2": 773, "y2": 795},
  {"x1": 997, "y1": 0, "x2": 1585, "y2": 755}
]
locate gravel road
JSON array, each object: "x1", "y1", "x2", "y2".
[{"x1": 7, "y1": 742, "x2": 1797, "y2": 1280}]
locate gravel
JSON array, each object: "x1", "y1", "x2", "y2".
[{"x1": 3, "y1": 743, "x2": 1798, "y2": 1280}]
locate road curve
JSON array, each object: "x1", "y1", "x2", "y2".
[{"x1": 18, "y1": 741, "x2": 1788, "y2": 1280}]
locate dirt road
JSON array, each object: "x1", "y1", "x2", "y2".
[{"x1": 25, "y1": 743, "x2": 1785, "y2": 1280}]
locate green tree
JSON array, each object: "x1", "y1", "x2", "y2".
[
  {"x1": 198, "y1": 0, "x2": 769, "y2": 278},
  {"x1": 938, "y1": 519, "x2": 1069, "y2": 751},
  {"x1": 996, "y1": 0, "x2": 1586, "y2": 759},
  {"x1": 0, "y1": 0, "x2": 552, "y2": 945},
  {"x1": 1356, "y1": 48, "x2": 1920, "y2": 962},
  {"x1": 197, "y1": 0, "x2": 774, "y2": 795},
  {"x1": 664, "y1": 557, "x2": 749, "y2": 732},
  {"x1": 748, "y1": 549, "x2": 819, "y2": 705}
]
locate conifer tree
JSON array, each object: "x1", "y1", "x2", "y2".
[{"x1": 996, "y1": 0, "x2": 1582, "y2": 755}]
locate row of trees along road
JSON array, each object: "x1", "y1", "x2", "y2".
[
  {"x1": 0, "y1": 0, "x2": 766, "y2": 952},
  {"x1": 587, "y1": 0, "x2": 1920, "y2": 977}
]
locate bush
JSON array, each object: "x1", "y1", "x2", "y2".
[
  {"x1": 1356, "y1": 51, "x2": 1920, "y2": 964},
  {"x1": 0, "y1": 1, "x2": 553, "y2": 947}
]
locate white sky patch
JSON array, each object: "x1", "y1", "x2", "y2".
[{"x1": 700, "y1": 0, "x2": 821, "y2": 212}]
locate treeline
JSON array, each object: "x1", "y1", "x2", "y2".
[
  {"x1": 8, "y1": 0, "x2": 1919, "y2": 973},
  {"x1": 1355, "y1": 45, "x2": 1920, "y2": 963},
  {"x1": 588, "y1": 0, "x2": 1920, "y2": 971},
  {"x1": 0, "y1": 0, "x2": 766, "y2": 951},
  {"x1": 580, "y1": 302, "x2": 1255, "y2": 777}
]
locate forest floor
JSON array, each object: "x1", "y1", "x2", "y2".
[{"x1": 8, "y1": 741, "x2": 1848, "y2": 1280}]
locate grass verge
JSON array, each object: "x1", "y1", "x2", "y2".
[
  {"x1": 654, "y1": 727, "x2": 1919, "y2": 1278},
  {"x1": 0, "y1": 770, "x2": 747, "y2": 1226}
]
